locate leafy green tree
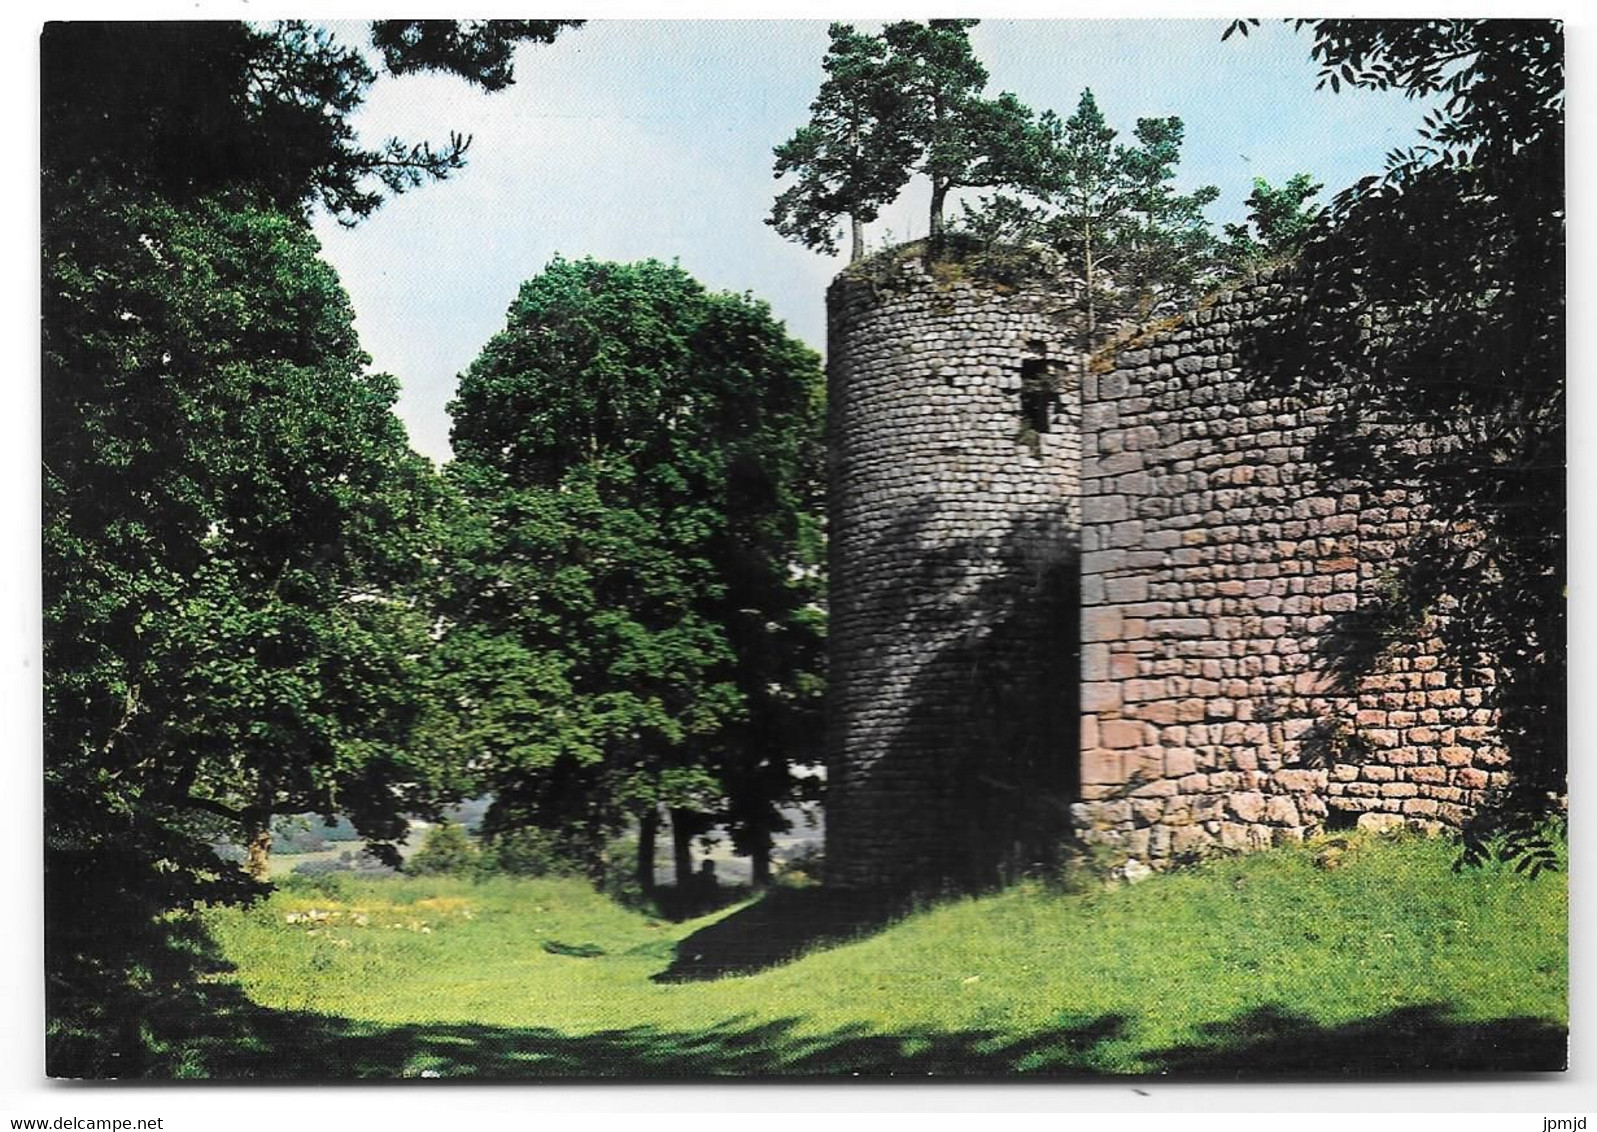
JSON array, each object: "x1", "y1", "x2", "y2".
[
  {"x1": 43, "y1": 22, "x2": 582, "y2": 1076},
  {"x1": 44, "y1": 191, "x2": 445, "y2": 890},
  {"x1": 43, "y1": 17, "x2": 579, "y2": 894},
  {"x1": 770, "y1": 23, "x2": 920, "y2": 262},
  {"x1": 1227, "y1": 20, "x2": 1564, "y2": 854},
  {"x1": 1220, "y1": 173, "x2": 1325, "y2": 268},
  {"x1": 442, "y1": 259, "x2": 826, "y2": 891}
]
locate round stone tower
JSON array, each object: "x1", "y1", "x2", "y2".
[{"x1": 824, "y1": 247, "x2": 1082, "y2": 891}]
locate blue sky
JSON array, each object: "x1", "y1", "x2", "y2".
[{"x1": 310, "y1": 18, "x2": 1440, "y2": 464}]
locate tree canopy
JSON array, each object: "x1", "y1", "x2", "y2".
[
  {"x1": 42, "y1": 19, "x2": 581, "y2": 222},
  {"x1": 44, "y1": 184, "x2": 451, "y2": 881},
  {"x1": 442, "y1": 258, "x2": 826, "y2": 889},
  {"x1": 1111, "y1": 116, "x2": 1221, "y2": 320},
  {"x1": 771, "y1": 19, "x2": 1048, "y2": 253},
  {"x1": 772, "y1": 28, "x2": 1234, "y2": 343},
  {"x1": 43, "y1": 19, "x2": 578, "y2": 909},
  {"x1": 881, "y1": 19, "x2": 1045, "y2": 238},
  {"x1": 1219, "y1": 174, "x2": 1325, "y2": 268},
  {"x1": 954, "y1": 88, "x2": 1224, "y2": 354}
]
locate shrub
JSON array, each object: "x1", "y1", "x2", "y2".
[
  {"x1": 405, "y1": 820, "x2": 479, "y2": 877},
  {"x1": 279, "y1": 870, "x2": 351, "y2": 901},
  {"x1": 476, "y1": 827, "x2": 579, "y2": 879}
]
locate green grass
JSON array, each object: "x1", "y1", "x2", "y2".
[{"x1": 172, "y1": 832, "x2": 1568, "y2": 1078}]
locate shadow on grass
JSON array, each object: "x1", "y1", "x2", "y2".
[
  {"x1": 646, "y1": 881, "x2": 757, "y2": 923},
  {"x1": 192, "y1": 1005, "x2": 1134, "y2": 1079},
  {"x1": 1149, "y1": 1003, "x2": 1566, "y2": 1076},
  {"x1": 50, "y1": 906, "x2": 1565, "y2": 1080},
  {"x1": 653, "y1": 886, "x2": 913, "y2": 982},
  {"x1": 113, "y1": 994, "x2": 1566, "y2": 1080}
]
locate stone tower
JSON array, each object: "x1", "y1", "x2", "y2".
[{"x1": 824, "y1": 248, "x2": 1082, "y2": 891}]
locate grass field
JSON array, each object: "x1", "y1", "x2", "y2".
[{"x1": 161, "y1": 830, "x2": 1568, "y2": 1079}]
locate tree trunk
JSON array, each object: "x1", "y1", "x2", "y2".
[
  {"x1": 636, "y1": 806, "x2": 659, "y2": 895},
  {"x1": 850, "y1": 213, "x2": 865, "y2": 263},
  {"x1": 244, "y1": 809, "x2": 272, "y2": 883},
  {"x1": 1082, "y1": 227, "x2": 1097, "y2": 378},
  {"x1": 929, "y1": 178, "x2": 949, "y2": 240},
  {"x1": 669, "y1": 807, "x2": 695, "y2": 890},
  {"x1": 750, "y1": 838, "x2": 772, "y2": 888}
]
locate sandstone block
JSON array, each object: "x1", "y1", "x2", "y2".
[
  {"x1": 1101, "y1": 720, "x2": 1146, "y2": 749},
  {"x1": 1082, "y1": 748, "x2": 1123, "y2": 785},
  {"x1": 1354, "y1": 811, "x2": 1405, "y2": 830},
  {"x1": 1274, "y1": 769, "x2": 1324, "y2": 793},
  {"x1": 1082, "y1": 682, "x2": 1123, "y2": 713},
  {"x1": 1265, "y1": 795, "x2": 1301, "y2": 826},
  {"x1": 1219, "y1": 822, "x2": 1251, "y2": 850},
  {"x1": 1149, "y1": 617, "x2": 1213, "y2": 638},
  {"x1": 1164, "y1": 748, "x2": 1198, "y2": 777},
  {"x1": 1228, "y1": 791, "x2": 1267, "y2": 823},
  {"x1": 1082, "y1": 607, "x2": 1125, "y2": 642},
  {"x1": 1171, "y1": 825, "x2": 1215, "y2": 855}
]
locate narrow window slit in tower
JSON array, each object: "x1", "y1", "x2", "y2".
[{"x1": 1020, "y1": 358, "x2": 1055, "y2": 435}]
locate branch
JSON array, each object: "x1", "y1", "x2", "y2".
[{"x1": 179, "y1": 794, "x2": 248, "y2": 822}]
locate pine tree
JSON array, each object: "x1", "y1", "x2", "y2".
[
  {"x1": 1040, "y1": 90, "x2": 1126, "y2": 361},
  {"x1": 1113, "y1": 116, "x2": 1222, "y2": 320},
  {"x1": 883, "y1": 19, "x2": 1043, "y2": 239},
  {"x1": 769, "y1": 23, "x2": 918, "y2": 261}
]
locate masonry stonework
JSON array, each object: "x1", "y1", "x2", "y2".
[
  {"x1": 826, "y1": 254, "x2": 1509, "y2": 890},
  {"x1": 825, "y1": 253, "x2": 1081, "y2": 890},
  {"x1": 1074, "y1": 270, "x2": 1507, "y2": 863}
]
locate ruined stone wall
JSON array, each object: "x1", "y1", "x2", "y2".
[
  {"x1": 825, "y1": 252, "x2": 1081, "y2": 890},
  {"x1": 1074, "y1": 270, "x2": 1509, "y2": 864}
]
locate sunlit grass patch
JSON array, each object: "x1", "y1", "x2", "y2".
[{"x1": 195, "y1": 831, "x2": 1566, "y2": 1077}]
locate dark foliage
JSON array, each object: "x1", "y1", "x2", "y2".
[
  {"x1": 369, "y1": 20, "x2": 579, "y2": 93},
  {"x1": 42, "y1": 20, "x2": 581, "y2": 222}
]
